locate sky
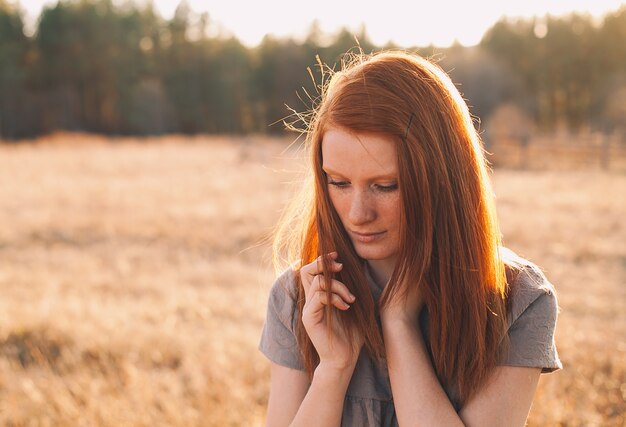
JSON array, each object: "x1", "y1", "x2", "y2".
[{"x1": 11, "y1": 0, "x2": 626, "y2": 47}]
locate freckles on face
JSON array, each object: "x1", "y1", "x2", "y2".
[{"x1": 321, "y1": 126, "x2": 402, "y2": 264}]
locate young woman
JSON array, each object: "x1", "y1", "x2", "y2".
[{"x1": 259, "y1": 51, "x2": 561, "y2": 426}]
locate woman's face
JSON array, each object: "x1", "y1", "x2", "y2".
[{"x1": 321, "y1": 126, "x2": 402, "y2": 272}]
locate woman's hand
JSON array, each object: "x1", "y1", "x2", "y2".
[
  {"x1": 380, "y1": 281, "x2": 424, "y2": 327},
  {"x1": 299, "y1": 252, "x2": 363, "y2": 370}
]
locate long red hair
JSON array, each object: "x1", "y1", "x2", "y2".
[{"x1": 274, "y1": 51, "x2": 510, "y2": 406}]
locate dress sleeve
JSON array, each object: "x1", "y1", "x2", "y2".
[
  {"x1": 501, "y1": 264, "x2": 562, "y2": 373},
  {"x1": 258, "y1": 269, "x2": 305, "y2": 371}
]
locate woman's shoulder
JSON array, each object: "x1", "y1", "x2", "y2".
[
  {"x1": 260, "y1": 267, "x2": 305, "y2": 370},
  {"x1": 270, "y1": 267, "x2": 299, "y2": 294},
  {"x1": 267, "y1": 267, "x2": 300, "y2": 320},
  {"x1": 500, "y1": 247, "x2": 558, "y2": 329},
  {"x1": 499, "y1": 247, "x2": 562, "y2": 371}
]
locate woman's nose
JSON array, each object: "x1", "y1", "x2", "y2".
[{"x1": 348, "y1": 191, "x2": 376, "y2": 225}]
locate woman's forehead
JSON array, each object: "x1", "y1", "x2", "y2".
[{"x1": 321, "y1": 127, "x2": 398, "y2": 177}]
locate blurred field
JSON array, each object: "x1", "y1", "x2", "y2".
[{"x1": 0, "y1": 134, "x2": 624, "y2": 426}]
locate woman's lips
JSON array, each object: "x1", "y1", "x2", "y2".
[{"x1": 349, "y1": 230, "x2": 386, "y2": 243}]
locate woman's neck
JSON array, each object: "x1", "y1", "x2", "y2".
[{"x1": 366, "y1": 257, "x2": 396, "y2": 289}]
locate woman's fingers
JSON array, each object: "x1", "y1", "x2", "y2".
[
  {"x1": 303, "y1": 290, "x2": 351, "y2": 325},
  {"x1": 315, "y1": 291, "x2": 351, "y2": 310},
  {"x1": 304, "y1": 252, "x2": 339, "y2": 276},
  {"x1": 310, "y1": 275, "x2": 355, "y2": 305},
  {"x1": 303, "y1": 276, "x2": 355, "y2": 318},
  {"x1": 300, "y1": 252, "x2": 341, "y2": 295}
]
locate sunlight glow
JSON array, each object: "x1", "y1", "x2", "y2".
[{"x1": 13, "y1": 0, "x2": 626, "y2": 47}]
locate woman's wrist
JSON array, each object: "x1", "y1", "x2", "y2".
[
  {"x1": 310, "y1": 361, "x2": 357, "y2": 407},
  {"x1": 315, "y1": 359, "x2": 357, "y2": 385},
  {"x1": 380, "y1": 307, "x2": 420, "y2": 328},
  {"x1": 314, "y1": 360, "x2": 356, "y2": 377}
]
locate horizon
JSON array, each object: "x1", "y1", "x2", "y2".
[{"x1": 10, "y1": 0, "x2": 626, "y2": 47}]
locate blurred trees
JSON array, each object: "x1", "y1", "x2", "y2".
[
  {"x1": 0, "y1": 0, "x2": 624, "y2": 139},
  {"x1": 0, "y1": 0, "x2": 30, "y2": 138},
  {"x1": 36, "y1": 0, "x2": 144, "y2": 133},
  {"x1": 481, "y1": 8, "x2": 626, "y2": 131}
]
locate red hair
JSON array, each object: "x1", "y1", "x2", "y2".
[{"x1": 274, "y1": 51, "x2": 510, "y2": 406}]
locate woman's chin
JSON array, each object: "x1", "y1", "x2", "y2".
[{"x1": 353, "y1": 246, "x2": 395, "y2": 262}]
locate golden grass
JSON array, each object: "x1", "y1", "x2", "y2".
[{"x1": 0, "y1": 133, "x2": 624, "y2": 426}]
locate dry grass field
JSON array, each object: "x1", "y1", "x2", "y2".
[{"x1": 0, "y1": 133, "x2": 624, "y2": 426}]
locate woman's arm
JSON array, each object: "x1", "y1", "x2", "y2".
[
  {"x1": 458, "y1": 365, "x2": 540, "y2": 426},
  {"x1": 266, "y1": 361, "x2": 356, "y2": 427},
  {"x1": 382, "y1": 316, "x2": 541, "y2": 427},
  {"x1": 266, "y1": 364, "x2": 309, "y2": 426},
  {"x1": 265, "y1": 253, "x2": 362, "y2": 426}
]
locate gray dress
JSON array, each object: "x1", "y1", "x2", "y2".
[{"x1": 259, "y1": 249, "x2": 562, "y2": 426}]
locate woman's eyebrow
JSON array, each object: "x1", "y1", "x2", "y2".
[
  {"x1": 322, "y1": 166, "x2": 344, "y2": 176},
  {"x1": 322, "y1": 166, "x2": 397, "y2": 180}
]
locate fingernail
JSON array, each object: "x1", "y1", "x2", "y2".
[
  {"x1": 349, "y1": 294, "x2": 356, "y2": 302},
  {"x1": 344, "y1": 303, "x2": 350, "y2": 309}
]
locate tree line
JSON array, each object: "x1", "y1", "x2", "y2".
[{"x1": 0, "y1": 0, "x2": 624, "y2": 139}]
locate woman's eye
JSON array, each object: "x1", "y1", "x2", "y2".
[
  {"x1": 328, "y1": 180, "x2": 350, "y2": 188},
  {"x1": 374, "y1": 183, "x2": 398, "y2": 192}
]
